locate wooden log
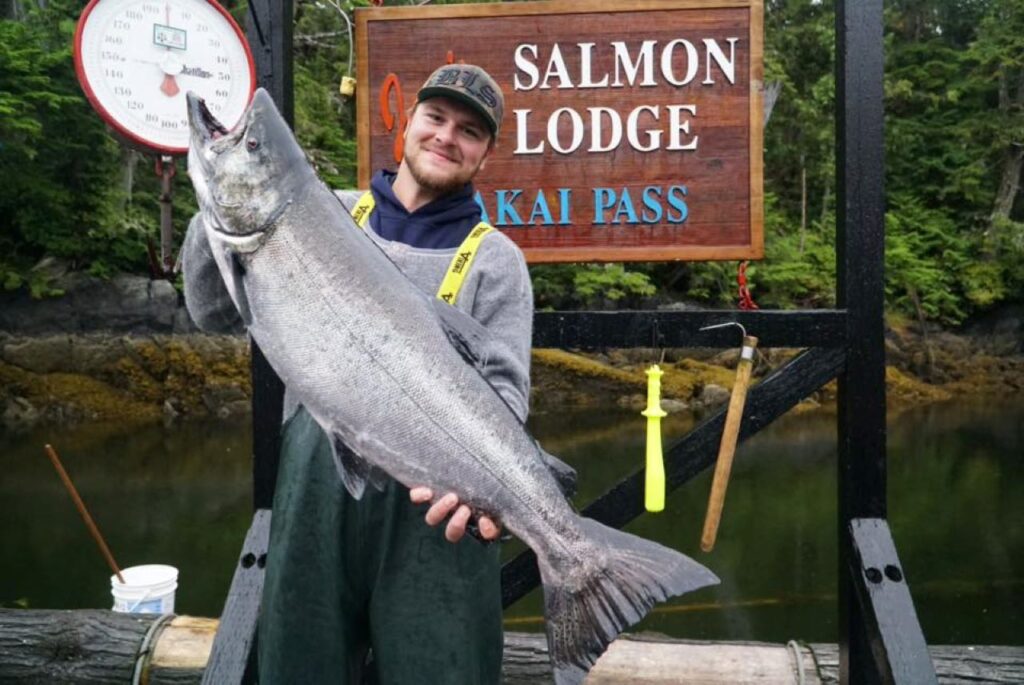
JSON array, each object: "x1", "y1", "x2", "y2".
[
  {"x1": 503, "y1": 633, "x2": 822, "y2": 684},
  {"x1": 1, "y1": 610, "x2": 1022, "y2": 684},
  {"x1": 0, "y1": 609, "x2": 216, "y2": 685},
  {"x1": 809, "y1": 643, "x2": 1024, "y2": 685},
  {"x1": 0, "y1": 609, "x2": 148, "y2": 683}
]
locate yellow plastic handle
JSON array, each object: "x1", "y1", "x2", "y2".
[{"x1": 642, "y1": 365, "x2": 667, "y2": 512}]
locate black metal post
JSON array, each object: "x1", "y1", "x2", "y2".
[
  {"x1": 246, "y1": 0, "x2": 293, "y2": 510},
  {"x1": 835, "y1": 1, "x2": 890, "y2": 682},
  {"x1": 201, "y1": 4, "x2": 294, "y2": 684}
]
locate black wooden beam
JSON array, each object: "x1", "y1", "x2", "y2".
[
  {"x1": 246, "y1": 0, "x2": 292, "y2": 511},
  {"x1": 246, "y1": 0, "x2": 294, "y2": 125},
  {"x1": 533, "y1": 310, "x2": 847, "y2": 349},
  {"x1": 201, "y1": 509, "x2": 272, "y2": 685},
  {"x1": 205, "y1": 5, "x2": 293, "y2": 685},
  {"x1": 502, "y1": 346, "x2": 847, "y2": 607},
  {"x1": 836, "y1": 1, "x2": 890, "y2": 683},
  {"x1": 847, "y1": 519, "x2": 938, "y2": 684}
]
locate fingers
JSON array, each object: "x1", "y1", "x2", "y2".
[
  {"x1": 425, "y1": 492, "x2": 459, "y2": 527},
  {"x1": 413, "y1": 488, "x2": 500, "y2": 544},
  {"x1": 477, "y1": 515, "x2": 501, "y2": 541},
  {"x1": 409, "y1": 486, "x2": 433, "y2": 504},
  {"x1": 445, "y1": 504, "x2": 472, "y2": 543}
]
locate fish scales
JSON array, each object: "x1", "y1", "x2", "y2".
[
  {"x1": 242, "y1": 186, "x2": 569, "y2": 549},
  {"x1": 186, "y1": 88, "x2": 718, "y2": 685}
]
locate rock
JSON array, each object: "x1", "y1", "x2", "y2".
[
  {"x1": 216, "y1": 400, "x2": 251, "y2": 419},
  {"x1": 202, "y1": 383, "x2": 250, "y2": 416},
  {"x1": 1, "y1": 336, "x2": 73, "y2": 374},
  {"x1": 617, "y1": 394, "x2": 646, "y2": 411},
  {"x1": 2, "y1": 396, "x2": 40, "y2": 429},
  {"x1": 655, "y1": 300, "x2": 704, "y2": 311},
  {"x1": 163, "y1": 399, "x2": 180, "y2": 420},
  {"x1": 0, "y1": 273, "x2": 186, "y2": 334},
  {"x1": 148, "y1": 279, "x2": 180, "y2": 330},
  {"x1": 661, "y1": 398, "x2": 689, "y2": 413},
  {"x1": 965, "y1": 304, "x2": 1024, "y2": 355},
  {"x1": 707, "y1": 349, "x2": 740, "y2": 369},
  {"x1": 173, "y1": 306, "x2": 201, "y2": 334},
  {"x1": 697, "y1": 383, "x2": 731, "y2": 407},
  {"x1": 69, "y1": 336, "x2": 132, "y2": 373}
]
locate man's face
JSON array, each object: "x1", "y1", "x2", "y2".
[{"x1": 401, "y1": 97, "x2": 493, "y2": 195}]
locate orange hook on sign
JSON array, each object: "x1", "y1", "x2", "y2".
[{"x1": 379, "y1": 73, "x2": 407, "y2": 164}]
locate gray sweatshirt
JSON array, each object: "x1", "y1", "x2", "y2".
[{"x1": 181, "y1": 189, "x2": 534, "y2": 422}]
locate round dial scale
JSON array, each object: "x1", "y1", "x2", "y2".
[{"x1": 74, "y1": 0, "x2": 256, "y2": 155}]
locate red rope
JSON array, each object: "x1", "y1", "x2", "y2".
[
  {"x1": 737, "y1": 261, "x2": 759, "y2": 310},
  {"x1": 154, "y1": 156, "x2": 176, "y2": 179}
]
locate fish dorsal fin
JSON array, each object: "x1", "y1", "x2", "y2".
[
  {"x1": 431, "y1": 298, "x2": 492, "y2": 370},
  {"x1": 330, "y1": 434, "x2": 387, "y2": 499}
]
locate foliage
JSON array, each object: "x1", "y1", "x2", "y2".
[
  {"x1": 293, "y1": 0, "x2": 360, "y2": 188},
  {"x1": 530, "y1": 264, "x2": 655, "y2": 310},
  {"x1": 885, "y1": 193, "x2": 970, "y2": 323},
  {"x1": 0, "y1": 0, "x2": 198, "y2": 291}
]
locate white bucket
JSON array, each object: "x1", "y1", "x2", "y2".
[{"x1": 111, "y1": 565, "x2": 178, "y2": 614}]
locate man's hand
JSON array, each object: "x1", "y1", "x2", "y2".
[{"x1": 409, "y1": 487, "x2": 502, "y2": 543}]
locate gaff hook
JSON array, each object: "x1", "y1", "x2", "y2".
[{"x1": 697, "y1": 321, "x2": 759, "y2": 552}]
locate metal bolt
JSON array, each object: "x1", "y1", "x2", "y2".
[
  {"x1": 884, "y1": 564, "x2": 903, "y2": 582},
  {"x1": 257, "y1": 553, "x2": 267, "y2": 569},
  {"x1": 865, "y1": 567, "x2": 883, "y2": 583},
  {"x1": 241, "y1": 552, "x2": 256, "y2": 568}
]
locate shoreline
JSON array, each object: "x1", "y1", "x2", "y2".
[
  {"x1": 1, "y1": 326, "x2": 1020, "y2": 431},
  {"x1": 1, "y1": 273, "x2": 1019, "y2": 430}
]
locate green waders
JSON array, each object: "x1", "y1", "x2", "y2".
[{"x1": 258, "y1": 407, "x2": 504, "y2": 684}]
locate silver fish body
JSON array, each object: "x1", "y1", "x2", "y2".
[{"x1": 187, "y1": 88, "x2": 718, "y2": 685}]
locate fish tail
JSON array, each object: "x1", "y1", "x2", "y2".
[{"x1": 539, "y1": 518, "x2": 719, "y2": 685}]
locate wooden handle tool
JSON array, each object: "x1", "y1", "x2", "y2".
[
  {"x1": 44, "y1": 444, "x2": 125, "y2": 583},
  {"x1": 701, "y1": 334, "x2": 758, "y2": 552}
]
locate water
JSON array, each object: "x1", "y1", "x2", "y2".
[{"x1": 2, "y1": 400, "x2": 1021, "y2": 645}]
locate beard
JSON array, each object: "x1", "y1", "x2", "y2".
[{"x1": 404, "y1": 147, "x2": 482, "y2": 196}]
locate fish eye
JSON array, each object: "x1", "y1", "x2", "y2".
[{"x1": 246, "y1": 138, "x2": 260, "y2": 151}]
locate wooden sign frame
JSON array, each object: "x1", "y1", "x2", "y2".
[{"x1": 356, "y1": 0, "x2": 763, "y2": 263}]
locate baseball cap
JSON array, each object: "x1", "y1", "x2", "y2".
[{"x1": 417, "y1": 64, "x2": 504, "y2": 139}]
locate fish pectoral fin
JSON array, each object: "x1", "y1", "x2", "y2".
[
  {"x1": 367, "y1": 465, "x2": 389, "y2": 492},
  {"x1": 226, "y1": 251, "x2": 254, "y2": 326},
  {"x1": 330, "y1": 434, "x2": 376, "y2": 499},
  {"x1": 431, "y1": 298, "x2": 492, "y2": 369}
]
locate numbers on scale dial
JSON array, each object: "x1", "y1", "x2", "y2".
[{"x1": 83, "y1": 0, "x2": 251, "y2": 152}]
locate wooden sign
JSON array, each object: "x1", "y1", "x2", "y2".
[{"x1": 356, "y1": 0, "x2": 763, "y2": 263}]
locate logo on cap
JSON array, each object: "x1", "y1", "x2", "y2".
[{"x1": 418, "y1": 64, "x2": 504, "y2": 138}]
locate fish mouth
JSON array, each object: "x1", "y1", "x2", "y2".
[{"x1": 186, "y1": 92, "x2": 230, "y2": 144}]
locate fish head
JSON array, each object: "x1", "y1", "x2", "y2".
[{"x1": 187, "y1": 88, "x2": 312, "y2": 251}]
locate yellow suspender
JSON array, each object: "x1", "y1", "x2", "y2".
[
  {"x1": 351, "y1": 191, "x2": 376, "y2": 229},
  {"x1": 350, "y1": 191, "x2": 493, "y2": 305}
]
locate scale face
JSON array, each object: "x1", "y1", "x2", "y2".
[{"x1": 74, "y1": 0, "x2": 256, "y2": 155}]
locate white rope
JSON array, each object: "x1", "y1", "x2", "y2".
[
  {"x1": 787, "y1": 639, "x2": 807, "y2": 685},
  {"x1": 131, "y1": 612, "x2": 176, "y2": 685}
]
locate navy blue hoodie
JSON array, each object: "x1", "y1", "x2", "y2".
[{"x1": 367, "y1": 170, "x2": 482, "y2": 249}]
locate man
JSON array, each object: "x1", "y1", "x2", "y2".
[{"x1": 182, "y1": 64, "x2": 531, "y2": 683}]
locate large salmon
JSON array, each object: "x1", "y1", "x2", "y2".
[{"x1": 186, "y1": 89, "x2": 718, "y2": 685}]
